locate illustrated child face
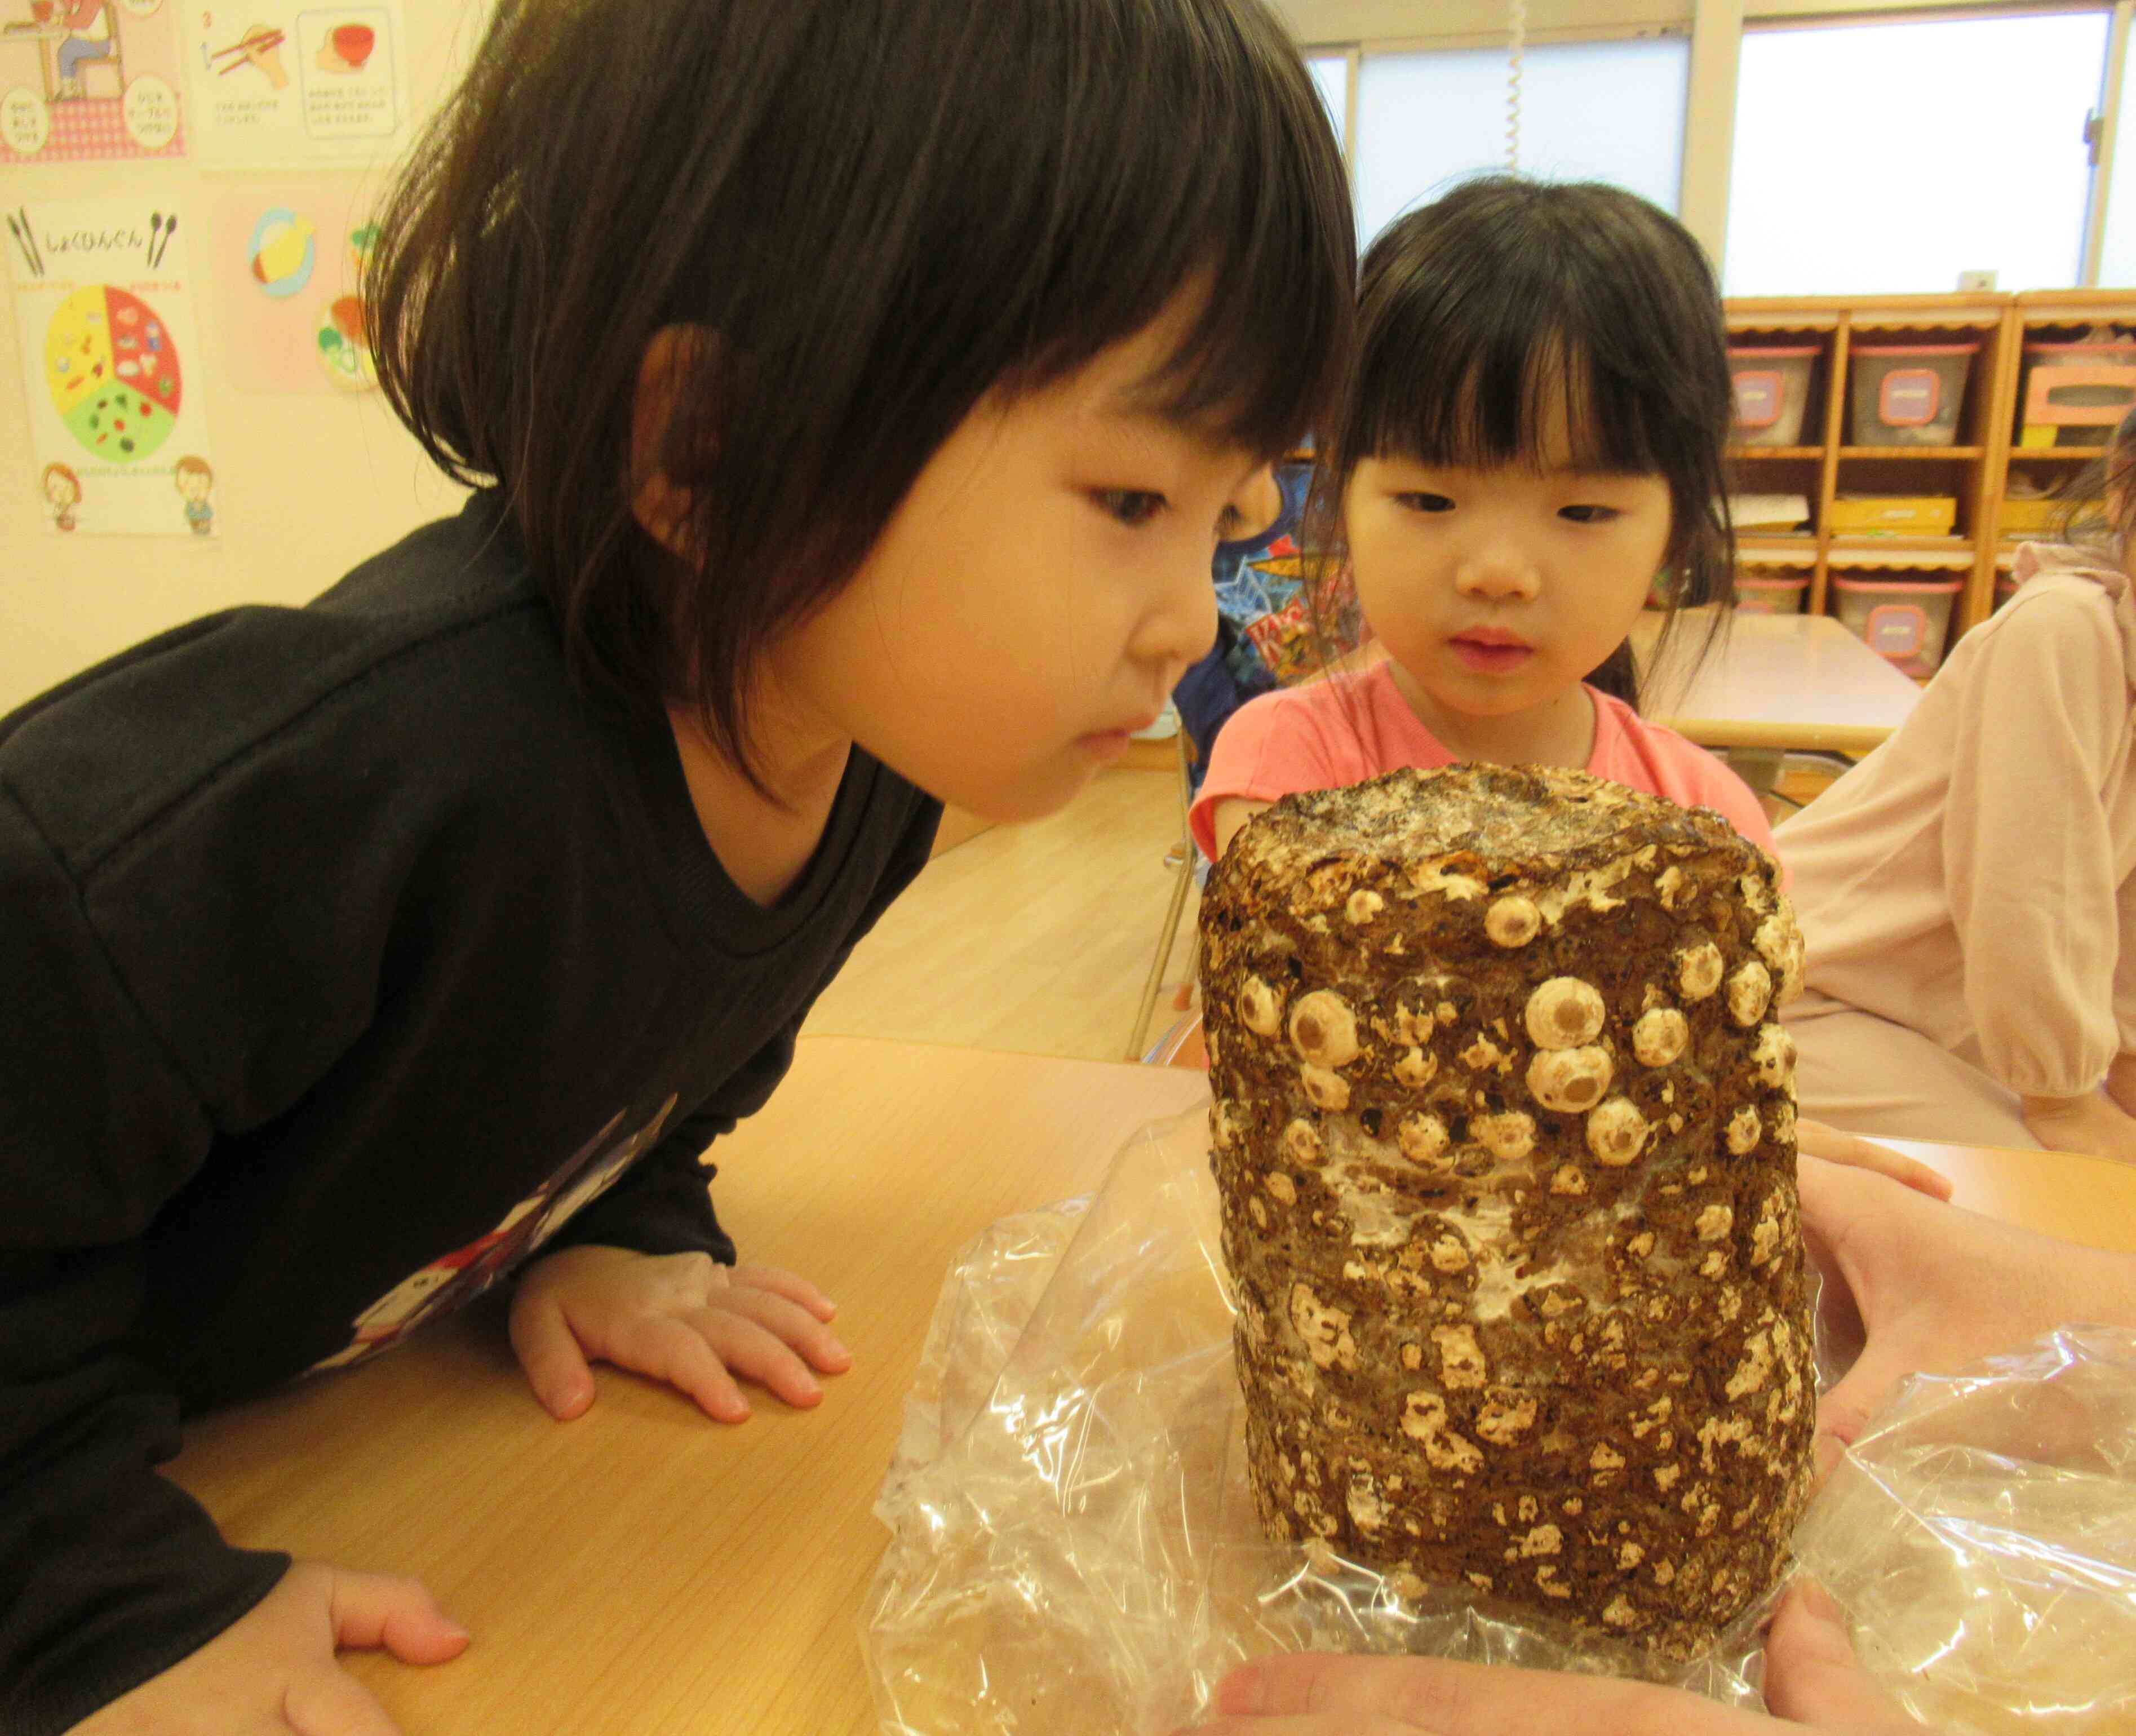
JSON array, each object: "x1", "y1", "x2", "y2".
[
  {"x1": 177, "y1": 469, "x2": 211, "y2": 504},
  {"x1": 1343, "y1": 393, "x2": 1672, "y2": 728},
  {"x1": 763, "y1": 291, "x2": 1277, "y2": 823},
  {"x1": 45, "y1": 471, "x2": 76, "y2": 508}
]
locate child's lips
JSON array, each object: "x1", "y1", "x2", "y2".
[{"x1": 1450, "y1": 631, "x2": 1535, "y2": 675}]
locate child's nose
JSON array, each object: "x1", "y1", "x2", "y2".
[
  {"x1": 1453, "y1": 538, "x2": 1541, "y2": 603},
  {"x1": 1133, "y1": 548, "x2": 1220, "y2": 684}
]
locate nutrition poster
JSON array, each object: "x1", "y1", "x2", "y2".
[
  {"x1": 179, "y1": 0, "x2": 405, "y2": 165},
  {"x1": 0, "y1": 0, "x2": 186, "y2": 165},
  {"x1": 9, "y1": 197, "x2": 220, "y2": 537},
  {"x1": 211, "y1": 184, "x2": 377, "y2": 392}
]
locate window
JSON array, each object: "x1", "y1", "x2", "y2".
[
  {"x1": 2096, "y1": 29, "x2": 2136, "y2": 286},
  {"x1": 1307, "y1": 52, "x2": 1348, "y2": 156},
  {"x1": 1727, "y1": 13, "x2": 2111, "y2": 296},
  {"x1": 1350, "y1": 38, "x2": 1690, "y2": 249}
]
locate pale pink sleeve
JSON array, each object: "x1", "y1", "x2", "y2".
[
  {"x1": 2115, "y1": 872, "x2": 2136, "y2": 1055},
  {"x1": 1189, "y1": 689, "x2": 1342, "y2": 859},
  {"x1": 1943, "y1": 596, "x2": 2129, "y2": 1097}
]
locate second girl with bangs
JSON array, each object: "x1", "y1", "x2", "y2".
[{"x1": 1193, "y1": 176, "x2": 1772, "y2": 865}]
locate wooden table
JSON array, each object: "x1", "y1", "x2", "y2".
[
  {"x1": 1630, "y1": 611, "x2": 1924, "y2": 787},
  {"x1": 167, "y1": 1038, "x2": 2136, "y2": 1732}
]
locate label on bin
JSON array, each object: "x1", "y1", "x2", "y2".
[
  {"x1": 1732, "y1": 371, "x2": 1783, "y2": 429},
  {"x1": 1863, "y1": 603, "x2": 1928, "y2": 659},
  {"x1": 1878, "y1": 369, "x2": 1941, "y2": 428}
]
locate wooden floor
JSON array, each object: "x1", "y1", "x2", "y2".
[
  {"x1": 801, "y1": 767, "x2": 1202, "y2": 1063},
  {"x1": 801, "y1": 756, "x2": 1844, "y2": 1066}
]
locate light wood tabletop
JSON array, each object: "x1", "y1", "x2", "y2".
[
  {"x1": 165, "y1": 1037, "x2": 2136, "y2": 1732},
  {"x1": 1631, "y1": 610, "x2": 1924, "y2": 757}
]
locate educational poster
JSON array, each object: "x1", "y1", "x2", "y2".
[
  {"x1": 0, "y1": 0, "x2": 187, "y2": 166},
  {"x1": 10, "y1": 198, "x2": 220, "y2": 538},
  {"x1": 211, "y1": 184, "x2": 377, "y2": 391},
  {"x1": 179, "y1": 0, "x2": 406, "y2": 166}
]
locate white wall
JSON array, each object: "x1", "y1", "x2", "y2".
[{"x1": 0, "y1": 2, "x2": 489, "y2": 712}]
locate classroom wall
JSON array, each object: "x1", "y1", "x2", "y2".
[{"x1": 0, "y1": 2, "x2": 489, "y2": 714}]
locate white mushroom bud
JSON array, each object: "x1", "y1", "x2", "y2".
[
  {"x1": 1654, "y1": 865, "x2": 1690, "y2": 911},
  {"x1": 1527, "y1": 1046, "x2": 1614, "y2": 1114},
  {"x1": 1394, "y1": 1046, "x2": 1439, "y2": 1090},
  {"x1": 1300, "y1": 1063, "x2": 1350, "y2": 1112},
  {"x1": 1397, "y1": 1111, "x2": 1451, "y2": 1166},
  {"x1": 1632, "y1": 1007, "x2": 1689, "y2": 1068},
  {"x1": 1727, "y1": 961, "x2": 1773, "y2": 1028},
  {"x1": 1726, "y1": 1105, "x2": 1762, "y2": 1155},
  {"x1": 1237, "y1": 975, "x2": 1284, "y2": 1039},
  {"x1": 1290, "y1": 990, "x2": 1361, "y2": 1069},
  {"x1": 1283, "y1": 1118, "x2": 1324, "y2": 1164},
  {"x1": 1587, "y1": 1097, "x2": 1651, "y2": 1167},
  {"x1": 1484, "y1": 895, "x2": 1542, "y2": 948},
  {"x1": 1346, "y1": 889, "x2": 1386, "y2": 925},
  {"x1": 1752, "y1": 1024, "x2": 1796, "y2": 1091},
  {"x1": 1524, "y1": 977, "x2": 1607, "y2": 1049},
  {"x1": 1676, "y1": 942, "x2": 1724, "y2": 1002},
  {"x1": 1472, "y1": 1111, "x2": 1536, "y2": 1162},
  {"x1": 1756, "y1": 908, "x2": 1807, "y2": 1006}
]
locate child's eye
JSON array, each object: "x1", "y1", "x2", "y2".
[
  {"x1": 1559, "y1": 504, "x2": 1621, "y2": 524},
  {"x1": 1092, "y1": 489, "x2": 1167, "y2": 528},
  {"x1": 1397, "y1": 492, "x2": 1455, "y2": 513}
]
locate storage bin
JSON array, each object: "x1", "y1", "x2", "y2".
[
  {"x1": 1849, "y1": 343, "x2": 1977, "y2": 447},
  {"x1": 1735, "y1": 573, "x2": 1809, "y2": 614},
  {"x1": 1827, "y1": 494, "x2": 1957, "y2": 537},
  {"x1": 2017, "y1": 341, "x2": 2136, "y2": 449},
  {"x1": 1729, "y1": 346, "x2": 1818, "y2": 447},
  {"x1": 1997, "y1": 494, "x2": 2064, "y2": 539},
  {"x1": 1831, "y1": 574, "x2": 1962, "y2": 677}
]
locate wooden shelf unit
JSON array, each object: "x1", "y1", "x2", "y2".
[{"x1": 1726, "y1": 291, "x2": 2136, "y2": 651}]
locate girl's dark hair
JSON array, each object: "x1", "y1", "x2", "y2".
[
  {"x1": 367, "y1": 0, "x2": 1354, "y2": 790},
  {"x1": 1310, "y1": 175, "x2": 1737, "y2": 710},
  {"x1": 2053, "y1": 405, "x2": 2136, "y2": 548}
]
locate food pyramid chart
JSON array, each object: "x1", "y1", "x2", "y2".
[{"x1": 45, "y1": 286, "x2": 183, "y2": 465}]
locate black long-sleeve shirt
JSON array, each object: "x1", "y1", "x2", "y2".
[{"x1": 0, "y1": 495, "x2": 938, "y2": 1732}]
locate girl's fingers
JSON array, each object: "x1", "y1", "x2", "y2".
[
  {"x1": 1796, "y1": 1121, "x2": 1953, "y2": 1201},
  {"x1": 730, "y1": 1263, "x2": 839, "y2": 1321},
  {"x1": 321, "y1": 1566, "x2": 471, "y2": 1664},
  {"x1": 504, "y1": 1288, "x2": 599, "y2": 1420},
  {"x1": 707, "y1": 1283, "x2": 852, "y2": 1374},
  {"x1": 283, "y1": 1663, "x2": 406, "y2": 1736},
  {"x1": 609, "y1": 1314, "x2": 754, "y2": 1421},
  {"x1": 695, "y1": 1309, "x2": 827, "y2": 1408}
]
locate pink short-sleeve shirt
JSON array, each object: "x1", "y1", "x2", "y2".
[{"x1": 1187, "y1": 659, "x2": 1776, "y2": 862}]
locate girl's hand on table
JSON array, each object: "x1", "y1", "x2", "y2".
[
  {"x1": 507, "y1": 1246, "x2": 849, "y2": 1423},
  {"x1": 71, "y1": 1560, "x2": 467, "y2": 1736},
  {"x1": 1179, "y1": 1581, "x2": 1922, "y2": 1735},
  {"x1": 1795, "y1": 1119, "x2": 1953, "y2": 1201}
]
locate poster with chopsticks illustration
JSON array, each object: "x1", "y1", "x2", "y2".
[
  {"x1": 179, "y1": 1, "x2": 404, "y2": 165},
  {"x1": 210, "y1": 184, "x2": 377, "y2": 392},
  {"x1": 0, "y1": 0, "x2": 187, "y2": 165},
  {"x1": 9, "y1": 198, "x2": 219, "y2": 537}
]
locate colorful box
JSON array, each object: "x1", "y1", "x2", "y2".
[
  {"x1": 1729, "y1": 346, "x2": 1818, "y2": 447},
  {"x1": 1849, "y1": 344, "x2": 1977, "y2": 447},
  {"x1": 1831, "y1": 574, "x2": 1963, "y2": 677}
]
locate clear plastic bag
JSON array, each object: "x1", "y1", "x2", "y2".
[{"x1": 862, "y1": 1109, "x2": 2136, "y2": 1734}]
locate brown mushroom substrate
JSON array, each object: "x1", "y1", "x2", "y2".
[{"x1": 1199, "y1": 765, "x2": 1815, "y2": 1657}]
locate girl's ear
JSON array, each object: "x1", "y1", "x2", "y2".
[{"x1": 629, "y1": 324, "x2": 719, "y2": 560}]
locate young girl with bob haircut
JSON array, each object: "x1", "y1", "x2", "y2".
[
  {"x1": 0, "y1": 2, "x2": 1353, "y2": 1729},
  {"x1": 1781, "y1": 409, "x2": 2136, "y2": 1162},
  {"x1": 1193, "y1": 176, "x2": 1771, "y2": 863}
]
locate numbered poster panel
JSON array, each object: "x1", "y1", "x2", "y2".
[
  {"x1": 10, "y1": 197, "x2": 220, "y2": 537},
  {"x1": 180, "y1": 0, "x2": 406, "y2": 166},
  {"x1": 0, "y1": 0, "x2": 187, "y2": 165}
]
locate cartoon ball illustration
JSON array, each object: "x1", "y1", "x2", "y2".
[{"x1": 249, "y1": 209, "x2": 317, "y2": 300}]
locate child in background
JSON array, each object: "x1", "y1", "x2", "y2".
[
  {"x1": 0, "y1": 2, "x2": 1353, "y2": 1730},
  {"x1": 1780, "y1": 410, "x2": 2136, "y2": 1161},
  {"x1": 1192, "y1": 177, "x2": 1771, "y2": 863}
]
